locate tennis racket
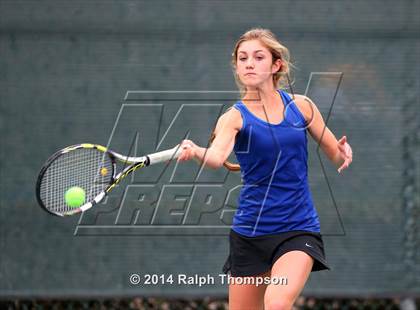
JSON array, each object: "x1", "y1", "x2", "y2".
[{"x1": 36, "y1": 143, "x2": 184, "y2": 217}]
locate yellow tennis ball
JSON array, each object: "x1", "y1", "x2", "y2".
[
  {"x1": 65, "y1": 186, "x2": 86, "y2": 208},
  {"x1": 100, "y1": 167, "x2": 108, "y2": 176}
]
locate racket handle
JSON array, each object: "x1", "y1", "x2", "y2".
[{"x1": 147, "y1": 145, "x2": 183, "y2": 165}]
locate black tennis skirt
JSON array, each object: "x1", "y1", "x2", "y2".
[{"x1": 222, "y1": 229, "x2": 330, "y2": 277}]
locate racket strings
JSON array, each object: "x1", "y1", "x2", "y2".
[{"x1": 39, "y1": 148, "x2": 113, "y2": 214}]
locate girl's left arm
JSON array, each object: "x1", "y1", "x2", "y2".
[{"x1": 294, "y1": 95, "x2": 353, "y2": 173}]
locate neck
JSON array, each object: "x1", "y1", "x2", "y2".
[{"x1": 243, "y1": 83, "x2": 279, "y2": 105}]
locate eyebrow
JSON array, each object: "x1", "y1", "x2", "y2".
[{"x1": 238, "y1": 50, "x2": 265, "y2": 54}]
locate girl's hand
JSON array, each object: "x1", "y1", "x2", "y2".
[
  {"x1": 337, "y1": 136, "x2": 353, "y2": 173},
  {"x1": 177, "y1": 139, "x2": 198, "y2": 162}
]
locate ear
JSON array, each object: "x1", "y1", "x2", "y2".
[{"x1": 272, "y1": 59, "x2": 282, "y2": 74}]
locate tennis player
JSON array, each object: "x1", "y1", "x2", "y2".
[{"x1": 177, "y1": 28, "x2": 353, "y2": 310}]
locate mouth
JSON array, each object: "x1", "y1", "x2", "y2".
[{"x1": 245, "y1": 73, "x2": 256, "y2": 76}]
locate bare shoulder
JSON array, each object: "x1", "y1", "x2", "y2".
[
  {"x1": 215, "y1": 106, "x2": 243, "y2": 132},
  {"x1": 289, "y1": 93, "x2": 316, "y2": 122}
]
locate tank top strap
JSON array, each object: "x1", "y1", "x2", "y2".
[
  {"x1": 279, "y1": 90, "x2": 307, "y2": 127},
  {"x1": 232, "y1": 102, "x2": 248, "y2": 130}
]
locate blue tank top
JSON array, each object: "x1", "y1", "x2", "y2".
[{"x1": 232, "y1": 89, "x2": 320, "y2": 237}]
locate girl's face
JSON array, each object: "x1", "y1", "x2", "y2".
[{"x1": 235, "y1": 39, "x2": 281, "y2": 89}]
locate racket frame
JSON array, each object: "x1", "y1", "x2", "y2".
[{"x1": 36, "y1": 143, "x2": 181, "y2": 217}]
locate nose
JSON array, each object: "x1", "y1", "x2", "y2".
[{"x1": 246, "y1": 58, "x2": 254, "y2": 68}]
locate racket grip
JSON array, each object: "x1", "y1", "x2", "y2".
[{"x1": 147, "y1": 145, "x2": 183, "y2": 165}]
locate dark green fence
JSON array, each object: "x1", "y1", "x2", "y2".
[{"x1": 1, "y1": 0, "x2": 419, "y2": 298}]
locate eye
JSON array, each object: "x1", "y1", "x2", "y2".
[
  {"x1": 256, "y1": 56, "x2": 264, "y2": 60},
  {"x1": 239, "y1": 58, "x2": 247, "y2": 61}
]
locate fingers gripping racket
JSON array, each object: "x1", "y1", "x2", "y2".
[{"x1": 36, "y1": 143, "x2": 183, "y2": 217}]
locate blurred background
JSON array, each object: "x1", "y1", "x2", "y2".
[{"x1": 1, "y1": 0, "x2": 419, "y2": 309}]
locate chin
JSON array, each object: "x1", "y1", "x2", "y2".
[
  {"x1": 242, "y1": 82, "x2": 263, "y2": 89},
  {"x1": 240, "y1": 79, "x2": 260, "y2": 87},
  {"x1": 240, "y1": 77, "x2": 266, "y2": 88}
]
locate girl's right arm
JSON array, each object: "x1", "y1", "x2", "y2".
[{"x1": 177, "y1": 107, "x2": 242, "y2": 169}]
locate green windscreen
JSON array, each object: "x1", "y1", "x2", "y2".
[{"x1": 1, "y1": 0, "x2": 419, "y2": 298}]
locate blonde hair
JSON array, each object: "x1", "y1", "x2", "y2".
[{"x1": 231, "y1": 28, "x2": 295, "y2": 97}]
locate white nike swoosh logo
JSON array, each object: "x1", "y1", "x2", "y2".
[{"x1": 305, "y1": 243, "x2": 313, "y2": 248}]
